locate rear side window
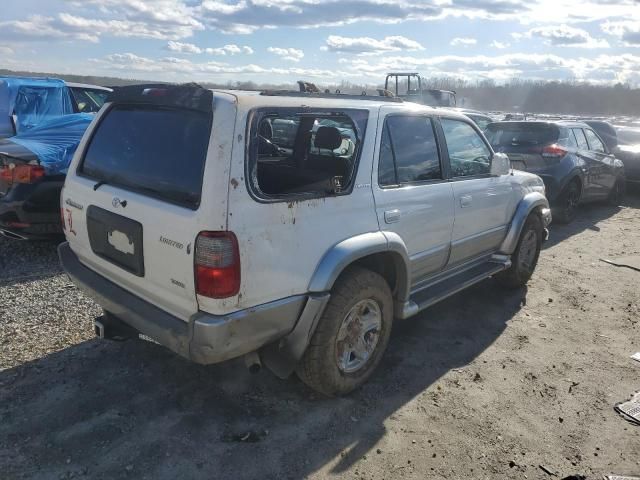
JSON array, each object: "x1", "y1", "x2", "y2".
[
  {"x1": 378, "y1": 115, "x2": 442, "y2": 186},
  {"x1": 572, "y1": 128, "x2": 589, "y2": 150},
  {"x1": 249, "y1": 109, "x2": 368, "y2": 200},
  {"x1": 80, "y1": 105, "x2": 211, "y2": 209},
  {"x1": 485, "y1": 123, "x2": 559, "y2": 148},
  {"x1": 584, "y1": 129, "x2": 606, "y2": 153}
]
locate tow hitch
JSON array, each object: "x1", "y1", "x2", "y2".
[{"x1": 94, "y1": 313, "x2": 138, "y2": 341}]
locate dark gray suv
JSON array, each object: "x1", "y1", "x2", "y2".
[{"x1": 485, "y1": 121, "x2": 626, "y2": 223}]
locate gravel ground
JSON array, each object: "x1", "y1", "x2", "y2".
[{"x1": 1, "y1": 192, "x2": 639, "y2": 480}]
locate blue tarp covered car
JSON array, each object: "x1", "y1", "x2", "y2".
[
  {"x1": 0, "y1": 77, "x2": 75, "y2": 138},
  {"x1": 8, "y1": 113, "x2": 94, "y2": 175},
  {"x1": 0, "y1": 112, "x2": 94, "y2": 239}
]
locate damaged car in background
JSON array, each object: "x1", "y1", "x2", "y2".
[
  {"x1": 485, "y1": 120, "x2": 626, "y2": 224},
  {"x1": 0, "y1": 77, "x2": 110, "y2": 239}
]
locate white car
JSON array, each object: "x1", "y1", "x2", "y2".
[{"x1": 59, "y1": 84, "x2": 551, "y2": 396}]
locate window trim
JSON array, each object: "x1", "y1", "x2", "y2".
[
  {"x1": 437, "y1": 115, "x2": 495, "y2": 181},
  {"x1": 376, "y1": 113, "x2": 447, "y2": 190},
  {"x1": 245, "y1": 107, "x2": 369, "y2": 204}
]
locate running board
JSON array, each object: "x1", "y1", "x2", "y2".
[{"x1": 398, "y1": 258, "x2": 511, "y2": 319}]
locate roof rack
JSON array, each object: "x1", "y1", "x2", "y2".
[{"x1": 260, "y1": 80, "x2": 403, "y2": 103}]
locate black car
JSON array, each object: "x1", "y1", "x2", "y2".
[
  {"x1": 485, "y1": 121, "x2": 626, "y2": 223},
  {"x1": 0, "y1": 141, "x2": 64, "y2": 239},
  {"x1": 585, "y1": 119, "x2": 640, "y2": 185}
]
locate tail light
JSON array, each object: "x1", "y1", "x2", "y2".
[
  {"x1": 195, "y1": 231, "x2": 240, "y2": 298},
  {"x1": 541, "y1": 144, "x2": 568, "y2": 161},
  {"x1": 0, "y1": 164, "x2": 45, "y2": 184}
]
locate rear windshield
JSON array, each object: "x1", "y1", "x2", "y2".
[
  {"x1": 485, "y1": 123, "x2": 559, "y2": 148},
  {"x1": 80, "y1": 105, "x2": 211, "y2": 209}
]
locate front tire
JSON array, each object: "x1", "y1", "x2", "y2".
[
  {"x1": 296, "y1": 266, "x2": 393, "y2": 396},
  {"x1": 496, "y1": 214, "x2": 543, "y2": 288}
]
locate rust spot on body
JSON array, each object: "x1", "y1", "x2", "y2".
[{"x1": 230, "y1": 178, "x2": 239, "y2": 189}]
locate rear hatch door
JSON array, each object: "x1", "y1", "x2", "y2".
[
  {"x1": 486, "y1": 123, "x2": 559, "y2": 171},
  {"x1": 62, "y1": 85, "x2": 218, "y2": 321}
]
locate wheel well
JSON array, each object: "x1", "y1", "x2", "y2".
[{"x1": 350, "y1": 252, "x2": 407, "y2": 299}]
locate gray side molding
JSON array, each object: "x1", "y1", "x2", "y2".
[
  {"x1": 308, "y1": 231, "x2": 411, "y2": 302},
  {"x1": 499, "y1": 192, "x2": 549, "y2": 255}
]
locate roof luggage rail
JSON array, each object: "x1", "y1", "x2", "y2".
[{"x1": 260, "y1": 80, "x2": 403, "y2": 103}]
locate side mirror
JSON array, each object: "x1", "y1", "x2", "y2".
[{"x1": 490, "y1": 152, "x2": 510, "y2": 176}]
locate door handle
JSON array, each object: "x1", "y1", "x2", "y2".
[
  {"x1": 384, "y1": 209, "x2": 401, "y2": 224},
  {"x1": 460, "y1": 195, "x2": 472, "y2": 208}
]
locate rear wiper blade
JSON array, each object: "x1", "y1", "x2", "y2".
[{"x1": 93, "y1": 180, "x2": 109, "y2": 191}]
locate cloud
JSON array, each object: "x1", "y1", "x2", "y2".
[
  {"x1": 268, "y1": 47, "x2": 304, "y2": 62},
  {"x1": 602, "y1": 20, "x2": 640, "y2": 46},
  {"x1": 490, "y1": 41, "x2": 510, "y2": 49},
  {"x1": 450, "y1": 37, "x2": 477, "y2": 46},
  {"x1": 0, "y1": 11, "x2": 202, "y2": 43},
  {"x1": 91, "y1": 51, "x2": 346, "y2": 78},
  {"x1": 0, "y1": 45, "x2": 14, "y2": 56},
  {"x1": 334, "y1": 52, "x2": 640, "y2": 84},
  {"x1": 206, "y1": 44, "x2": 254, "y2": 55},
  {"x1": 199, "y1": 1, "x2": 443, "y2": 33},
  {"x1": 323, "y1": 35, "x2": 424, "y2": 55},
  {"x1": 167, "y1": 41, "x2": 202, "y2": 54},
  {"x1": 518, "y1": 24, "x2": 610, "y2": 48},
  {"x1": 166, "y1": 41, "x2": 253, "y2": 55}
]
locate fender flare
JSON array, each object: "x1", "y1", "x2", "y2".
[
  {"x1": 261, "y1": 232, "x2": 411, "y2": 379},
  {"x1": 308, "y1": 231, "x2": 411, "y2": 302},
  {"x1": 499, "y1": 191, "x2": 549, "y2": 255}
]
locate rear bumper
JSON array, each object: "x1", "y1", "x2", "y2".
[{"x1": 59, "y1": 242, "x2": 323, "y2": 365}]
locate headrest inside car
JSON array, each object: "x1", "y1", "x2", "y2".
[{"x1": 314, "y1": 126, "x2": 342, "y2": 151}]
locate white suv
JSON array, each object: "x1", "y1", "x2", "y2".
[{"x1": 59, "y1": 84, "x2": 551, "y2": 396}]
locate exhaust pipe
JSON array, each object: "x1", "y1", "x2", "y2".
[{"x1": 244, "y1": 351, "x2": 262, "y2": 374}]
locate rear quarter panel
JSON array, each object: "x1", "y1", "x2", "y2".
[{"x1": 216, "y1": 105, "x2": 381, "y2": 315}]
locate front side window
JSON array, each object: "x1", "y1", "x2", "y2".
[
  {"x1": 250, "y1": 109, "x2": 367, "y2": 199},
  {"x1": 584, "y1": 129, "x2": 606, "y2": 153},
  {"x1": 572, "y1": 128, "x2": 589, "y2": 150},
  {"x1": 441, "y1": 118, "x2": 491, "y2": 178},
  {"x1": 378, "y1": 115, "x2": 442, "y2": 187}
]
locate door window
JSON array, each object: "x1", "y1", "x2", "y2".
[
  {"x1": 572, "y1": 129, "x2": 589, "y2": 150},
  {"x1": 584, "y1": 129, "x2": 606, "y2": 153},
  {"x1": 440, "y1": 118, "x2": 491, "y2": 178},
  {"x1": 378, "y1": 115, "x2": 442, "y2": 186}
]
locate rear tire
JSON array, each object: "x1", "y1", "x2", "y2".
[
  {"x1": 296, "y1": 266, "x2": 393, "y2": 397},
  {"x1": 553, "y1": 180, "x2": 580, "y2": 224},
  {"x1": 607, "y1": 178, "x2": 625, "y2": 206},
  {"x1": 496, "y1": 214, "x2": 543, "y2": 289}
]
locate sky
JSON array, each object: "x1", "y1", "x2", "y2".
[{"x1": 1, "y1": 0, "x2": 640, "y2": 87}]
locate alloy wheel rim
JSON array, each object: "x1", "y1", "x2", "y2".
[
  {"x1": 518, "y1": 230, "x2": 538, "y2": 271},
  {"x1": 335, "y1": 299, "x2": 382, "y2": 374}
]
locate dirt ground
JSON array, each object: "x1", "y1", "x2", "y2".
[{"x1": 1, "y1": 191, "x2": 639, "y2": 480}]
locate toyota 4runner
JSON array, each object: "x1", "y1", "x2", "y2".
[{"x1": 59, "y1": 84, "x2": 551, "y2": 396}]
